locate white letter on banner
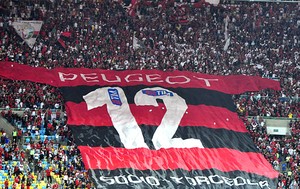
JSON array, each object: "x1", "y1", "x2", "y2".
[
  {"x1": 101, "y1": 74, "x2": 121, "y2": 82},
  {"x1": 99, "y1": 176, "x2": 115, "y2": 185},
  {"x1": 259, "y1": 181, "x2": 270, "y2": 189},
  {"x1": 195, "y1": 176, "x2": 211, "y2": 185},
  {"x1": 114, "y1": 176, "x2": 128, "y2": 184},
  {"x1": 145, "y1": 176, "x2": 160, "y2": 186},
  {"x1": 146, "y1": 74, "x2": 163, "y2": 83},
  {"x1": 166, "y1": 75, "x2": 190, "y2": 84},
  {"x1": 208, "y1": 175, "x2": 223, "y2": 184},
  {"x1": 234, "y1": 177, "x2": 246, "y2": 186},
  {"x1": 125, "y1": 74, "x2": 143, "y2": 82},
  {"x1": 80, "y1": 73, "x2": 99, "y2": 82},
  {"x1": 246, "y1": 179, "x2": 259, "y2": 186},
  {"x1": 170, "y1": 177, "x2": 184, "y2": 184},
  {"x1": 193, "y1": 76, "x2": 218, "y2": 87},
  {"x1": 127, "y1": 175, "x2": 143, "y2": 184},
  {"x1": 221, "y1": 176, "x2": 234, "y2": 186},
  {"x1": 185, "y1": 177, "x2": 197, "y2": 186},
  {"x1": 58, "y1": 72, "x2": 77, "y2": 82}
]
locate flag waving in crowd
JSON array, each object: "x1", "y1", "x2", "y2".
[
  {"x1": 133, "y1": 33, "x2": 146, "y2": 51},
  {"x1": 12, "y1": 20, "x2": 43, "y2": 48},
  {"x1": 57, "y1": 31, "x2": 72, "y2": 49}
]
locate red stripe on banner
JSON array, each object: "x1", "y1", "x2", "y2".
[
  {"x1": 78, "y1": 146, "x2": 278, "y2": 179},
  {"x1": 0, "y1": 62, "x2": 280, "y2": 93},
  {"x1": 66, "y1": 101, "x2": 248, "y2": 133}
]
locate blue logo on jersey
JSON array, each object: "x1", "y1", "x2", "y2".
[
  {"x1": 142, "y1": 90, "x2": 173, "y2": 97},
  {"x1": 108, "y1": 88, "x2": 122, "y2": 106}
]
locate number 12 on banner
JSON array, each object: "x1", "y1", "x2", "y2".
[{"x1": 83, "y1": 87, "x2": 203, "y2": 150}]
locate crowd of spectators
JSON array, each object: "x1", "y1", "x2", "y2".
[
  {"x1": 0, "y1": 80, "x2": 63, "y2": 111},
  {"x1": 1, "y1": 110, "x2": 93, "y2": 189},
  {"x1": 0, "y1": 0, "x2": 299, "y2": 188},
  {"x1": 242, "y1": 115, "x2": 300, "y2": 188}
]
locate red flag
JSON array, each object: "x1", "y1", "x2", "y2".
[
  {"x1": 57, "y1": 38, "x2": 66, "y2": 49},
  {"x1": 128, "y1": 0, "x2": 139, "y2": 17},
  {"x1": 57, "y1": 31, "x2": 71, "y2": 49},
  {"x1": 61, "y1": 31, "x2": 71, "y2": 38}
]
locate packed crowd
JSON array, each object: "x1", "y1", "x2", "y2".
[
  {"x1": 242, "y1": 115, "x2": 300, "y2": 188},
  {"x1": 1, "y1": 109, "x2": 94, "y2": 189},
  {"x1": 0, "y1": 80, "x2": 63, "y2": 111},
  {"x1": 0, "y1": 0, "x2": 299, "y2": 188}
]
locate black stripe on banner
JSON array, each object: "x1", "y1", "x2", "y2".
[
  {"x1": 88, "y1": 168, "x2": 277, "y2": 189},
  {"x1": 59, "y1": 85, "x2": 236, "y2": 112},
  {"x1": 69, "y1": 125, "x2": 258, "y2": 153}
]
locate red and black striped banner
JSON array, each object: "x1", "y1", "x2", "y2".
[{"x1": 0, "y1": 61, "x2": 280, "y2": 188}]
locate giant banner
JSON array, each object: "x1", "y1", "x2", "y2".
[{"x1": 0, "y1": 61, "x2": 280, "y2": 188}]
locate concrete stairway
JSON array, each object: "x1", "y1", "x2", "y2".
[{"x1": 0, "y1": 116, "x2": 15, "y2": 139}]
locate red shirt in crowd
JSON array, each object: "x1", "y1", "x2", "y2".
[
  {"x1": 52, "y1": 183, "x2": 59, "y2": 189},
  {"x1": 4, "y1": 179, "x2": 9, "y2": 188},
  {"x1": 46, "y1": 168, "x2": 51, "y2": 177}
]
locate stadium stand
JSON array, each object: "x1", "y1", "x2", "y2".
[{"x1": 0, "y1": 0, "x2": 299, "y2": 188}]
